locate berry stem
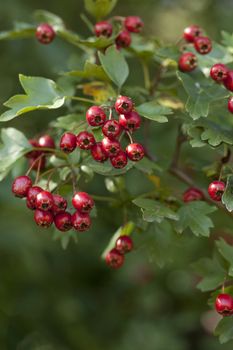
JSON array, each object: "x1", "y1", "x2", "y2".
[
  {"x1": 66, "y1": 96, "x2": 98, "y2": 104},
  {"x1": 26, "y1": 154, "x2": 43, "y2": 176},
  {"x1": 126, "y1": 131, "x2": 133, "y2": 144},
  {"x1": 35, "y1": 157, "x2": 42, "y2": 184},
  {"x1": 141, "y1": 59, "x2": 151, "y2": 91}
]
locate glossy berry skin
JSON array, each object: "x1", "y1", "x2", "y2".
[
  {"x1": 26, "y1": 139, "x2": 42, "y2": 159},
  {"x1": 53, "y1": 194, "x2": 67, "y2": 214},
  {"x1": 36, "y1": 23, "x2": 55, "y2": 44},
  {"x1": 38, "y1": 134, "x2": 55, "y2": 150},
  {"x1": 115, "y1": 30, "x2": 131, "y2": 49},
  {"x1": 105, "y1": 248, "x2": 124, "y2": 269},
  {"x1": 215, "y1": 294, "x2": 233, "y2": 316},
  {"x1": 36, "y1": 190, "x2": 54, "y2": 211},
  {"x1": 72, "y1": 212, "x2": 91, "y2": 232},
  {"x1": 28, "y1": 156, "x2": 46, "y2": 171},
  {"x1": 12, "y1": 176, "x2": 32, "y2": 198},
  {"x1": 115, "y1": 235, "x2": 133, "y2": 254},
  {"x1": 208, "y1": 181, "x2": 225, "y2": 201},
  {"x1": 223, "y1": 71, "x2": 233, "y2": 92},
  {"x1": 102, "y1": 120, "x2": 121, "y2": 139},
  {"x1": 60, "y1": 133, "x2": 76, "y2": 153},
  {"x1": 210, "y1": 63, "x2": 228, "y2": 83},
  {"x1": 54, "y1": 212, "x2": 72, "y2": 232},
  {"x1": 119, "y1": 111, "x2": 141, "y2": 133},
  {"x1": 178, "y1": 52, "x2": 197, "y2": 72},
  {"x1": 26, "y1": 186, "x2": 43, "y2": 210},
  {"x1": 228, "y1": 97, "x2": 233, "y2": 113},
  {"x1": 183, "y1": 25, "x2": 203, "y2": 43},
  {"x1": 115, "y1": 95, "x2": 133, "y2": 114},
  {"x1": 86, "y1": 106, "x2": 106, "y2": 127},
  {"x1": 194, "y1": 36, "x2": 212, "y2": 54},
  {"x1": 110, "y1": 151, "x2": 128, "y2": 169},
  {"x1": 76, "y1": 131, "x2": 96, "y2": 150},
  {"x1": 34, "y1": 209, "x2": 53, "y2": 228},
  {"x1": 183, "y1": 187, "x2": 204, "y2": 203},
  {"x1": 72, "y1": 192, "x2": 94, "y2": 213},
  {"x1": 94, "y1": 21, "x2": 113, "y2": 37},
  {"x1": 91, "y1": 142, "x2": 108, "y2": 162},
  {"x1": 126, "y1": 143, "x2": 145, "y2": 161},
  {"x1": 102, "y1": 137, "x2": 121, "y2": 157},
  {"x1": 124, "y1": 16, "x2": 144, "y2": 33}
]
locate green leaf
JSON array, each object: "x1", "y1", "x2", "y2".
[
  {"x1": 216, "y1": 238, "x2": 233, "y2": 276},
  {"x1": 215, "y1": 317, "x2": 233, "y2": 344},
  {"x1": 132, "y1": 198, "x2": 179, "y2": 223},
  {"x1": 175, "y1": 201, "x2": 216, "y2": 237},
  {"x1": 0, "y1": 75, "x2": 65, "y2": 122},
  {"x1": 65, "y1": 61, "x2": 110, "y2": 81},
  {"x1": 33, "y1": 10, "x2": 65, "y2": 30},
  {"x1": 86, "y1": 158, "x2": 133, "y2": 176},
  {"x1": 84, "y1": 0, "x2": 117, "y2": 19},
  {"x1": 98, "y1": 45, "x2": 129, "y2": 87},
  {"x1": 136, "y1": 100, "x2": 173, "y2": 123},
  {"x1": 222, "y1": 175, "x2": 233, "y2": 212},
  {"x1": 0, "y1": 26, "x2": 35, "y2": 41},
  {"x1": 133, "y1": 157, "x2": 162, "y2": 174},
  {"x1": 156, "y1": 45, "x2": 180, "y2": 62},
  {"x1": 52, "y1": 114, "x2": 86, "y2": 133}
]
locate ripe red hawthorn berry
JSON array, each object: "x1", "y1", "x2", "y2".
[
  {"x1": 36, "y1": 190, "x2": 54, "y2": 211},
  {"x1": 36, "y1": 23, "x2": 55, "y2": 44},
  {"x1": 72, "y1": 212, "x2": 91, "y2": 232},
  {"x1": 72, "y1": 192, "x2": 94, "y2": 213},
  {"x1": 178, "y1": 52, "x2": 197, "y2": 72},
  {"x1": 115, "y1": 30, "x2": 131, "y2": 49},
  {"x1": 60, "y1": 133, "x2": 77, "y2": 153},
  {"x1": 110, "y1": 150, "x2": 128, "y2": 169},
  {"x1": 126, "y1": 143, "x2": 145, "y2": 161},
  {"x1": 194, "y1": 36, "x2": 212, "y2": 54},
  {"x1": 94, "y1": 21, "x2": 113, "y2": 37},
  {"x1": 53, "y1": 194, "x2": 67, "y2": 214},
  {"x1": 12, "y1": 176, "x2": 32, "y2": 198},
  {"x1": 119, "y1": 111, "x2": 141, "y2": 132},
  {"x1": 228, "y1": 96, "x2": 233, "y2": 113},
  {"x1": 124, "y1": 16, "x2": 144, "y2": 33},
  {"x1": 28, "y1": 156, "x2": 46, "y2": 171},
  {"x1": 115, "y1": 95, "x2": 133, "y2": 114},
  {"x1": 91, "y1": 142, "x2": 109, "y2": 162},
  {"x1": 25, "y1": 139, "x2": 42, "y2": 159},
  {"x1": 102, "y1": 120, "x2": 121, "y2": 139},
  {"x1": 105, "y1": 248, "x2": 124, "y2": 269},
  {"x1": 210, "y1": 63, "x2": 228, "y2": 83},
  {"x1": 115, "y1": 235, "x2": 133, "y2": 254},
  {"x1": 26, "y1": 186, "x2": 43, "y2": 210},
  {"x1": 102, "y1": 137, "x2": 121, "y2": 157},
  {"x1": 34, "y1": 209, "x2": 53, "y2": 228},
  {"x1": 223, "y1": 71, "x2": 233, "y2": 91},
  {"x1": 183, "y1": 187, "x2": 204, "y2": 202},
  {"x1": 54, "y1": 212, "x2": 72, "y2": 232},
  {"x1": 38, "y1": 134, "x2": 55, "y2": 150},
  {"x1": 86, "y1": 106, "x2": 107, "y2": 127},
  {"x1": 76, "y1": 131, "x2": 96, "y2": 150},
  {"x1": 215, "y1": 293, "x2": 233, "y2": 316},
  {"x1": 208, "y1": 180, "x2": 225, "y2": 201},
  {"x1": 183, "y1": 25, "x2": 203, "y2": 42}
]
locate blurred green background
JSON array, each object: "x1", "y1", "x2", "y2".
[{"x1": 0, "y1": 0, "x2": 233, "y2": 349}]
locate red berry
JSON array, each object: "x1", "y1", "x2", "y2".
[
  {"x1": 38, "y1": 134, "x2": 55, "y2": 149},
  {"x1": 183, "y1": 187, "x2": 204, "y2": 203},
  {"x1": 36, "y1": 23, "x2": 55, "y2": 44},
  {"x1": 208, "y1": 181, "x2": 225, "y2": 201},
  {"x1": 94, "y1": 21, "x2": 113, "y2": 37},
  {"x1": 34, "y1": 209, "x2": 53, "y2": 228},
  {"x1": 76, "y1": 131, "x2": 96, "y2": 150},
  {"x1": 115, "y1": 30, "x2": 131, "y2": 49},
  {"x1": 60, "y1": 133, "x2": 76, "y2": 153},
  {"x1": 223, "y1": 71, "x2": 233, "y2": 91},
  {"x1": 102, "y1": 120, "x2": 121, "y2": 139},
  {"x1": 72, "y1": 212, "x2": 91, "y2": 232},
  {"x1": 91, "y1": 142, "x2": 108, "y2": 162},
  {"x1": 178, "y1": 52, "x2": 197, "y2": 72},
  {"x1": 110, "y1": 150, "x2": 128, "y2": 169},
  {"x1": 228, "y1": 97, "x2": 233, "y2": 113},
  {"x1": 210, "y1": 63, "x2": 228, "y2": 83},
  {"x1": 194, "y1": 36, "x2": 212, "y2": 54},
  {"x1": 53, "y1": 194, "x2": 67, "y2": 214},
  {"x1": 105, "y1": 248, "x2": 124, "y2": 269},
  {"x1": 54, "y1": 212, "x2": 72, "y2": 232},
  {"x1": 215, "y1": 294, "x2": 233, "y2": 316},
  {"x1": 72, "y1": 192, "x2": 94, "y2": 213},
  {"x1": 27, "y1": 186, "x2": 43, "y2": 210},
  {"x1": 124, "y1": 16, "x2": 143, "y2": 33},
  {"x1": 115, "y1": 95, "x2": 133, "y2": 114},
  {"x1": 102, "y1": 137, "x2": 121, "y2": 157},
  {"x1": 12, "y1": 176, "x2": 32, "y2": 198},
  {"x1": 115, "y1": 235, "x2": 133, "y2": 254},
  {"x1": 36, "y1": 190, "x2": 54, "y2": 211},
  {"x1": 86, "y1": 106, "x2": 106, "y2": 127},
  {"x1": 183, "y1": 25, "x2": 203, "y2": 43},
  {"x1": 25, "y1": 139, "x2": 42, "y2": 159},
  {"x1": 126, "y1": 143, "x2": 145, "y2": 161},
  {"x1": 28, "y1": 156, "x2": 46, "y2": 171},
  {"x1": 119, "y1": 111, "x2": 141, "y2": 132}
]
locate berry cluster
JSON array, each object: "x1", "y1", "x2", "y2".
[
  {"x1": 94, "y1": 15, "x2": 143, "y2": 49},
  {"x1": 25, "y1": 134, "x2": 55, "y2": 171},
  {"x1": 60, "y1": 95, "x2": 145, "y2": 169},
  {"x1": 179, "y1": 25, "x2": 212, "y2": 72},
  {"x1": 105, "y1": 235, "x2": 133, "y2": 269},
  {"x1": 12, "y1": 175, "x2": 94, "y2": 232},
  {"x1": 215, "y1": 293, "x2": 233, "y2": 316}
]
